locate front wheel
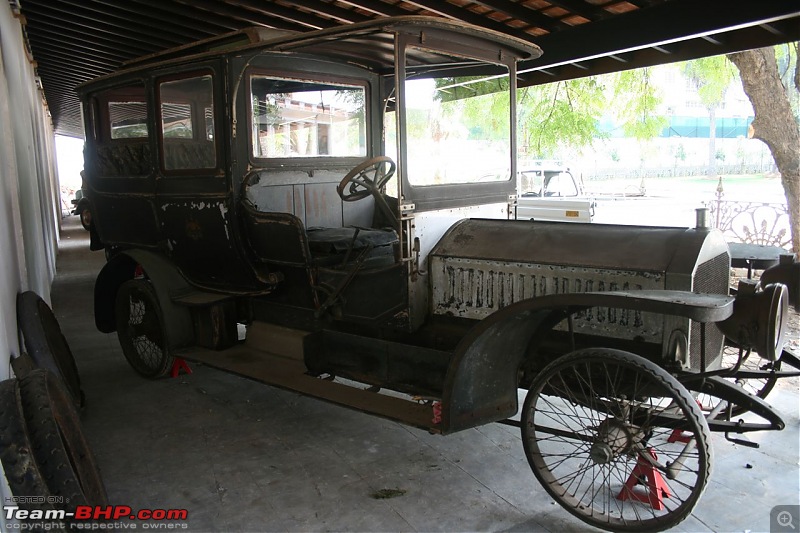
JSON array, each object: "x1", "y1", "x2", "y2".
[
  {"x1": 521, "y1": 348, "x2": 711, "y2": 533},
  {"x1": 115, "y1": 279, "x2": 173, "y2": 378}
]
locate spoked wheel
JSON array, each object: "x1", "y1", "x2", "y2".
[
  {"x1": 115, "y1": 279, "x2": 173, "y2": 378},
  {"x1": 521, "y1": 348, "x2": 711, "y2": 533}
]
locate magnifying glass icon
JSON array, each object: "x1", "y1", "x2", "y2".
[{"x1": 778, "y1": 511, "x2": 796, "y2": 529}]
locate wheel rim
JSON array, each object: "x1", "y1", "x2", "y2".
[
  {"x1": 118, "y1": 282, "x2": 169, "y2": 377},
  {"x1": 522, "y1": 349, "x2": 710, "y2": 532}
]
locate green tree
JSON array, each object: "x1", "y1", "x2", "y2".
[
  {"x1": 682, "y1": 56, "x2": 738, "y2": 177},
  {"x1": 613, "y1": 68, "x2": 669, "y2": 141},
  {"x1": 518, "y1": 77, "x2": 607, "y2": 158},
  {"x1": 728, "y1": 45, "x2": 800, "y2": 253}
]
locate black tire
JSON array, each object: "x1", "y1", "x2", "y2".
[
  {"x1": 521, "y1": 348, "x2": 711, "y2": 533},
  {"x1": 79, "y1": 208, "x2": 91, "y2": 231},
  {"x1": 18, "y1": 370, "x2": 107, "y2": 510},
  {"x1": 115, "y1": 279, "x2": 173, "y2": 378},
  {"x1": 17, "y1": 291, "x2": 84, "y2": 409},
  {"x1": 0, "y1": 378, "x2": 54, "y2": 511}
]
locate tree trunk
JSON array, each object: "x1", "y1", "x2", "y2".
[{"x1": 728, "y1": 48, "x2": 800, "y2": 254}]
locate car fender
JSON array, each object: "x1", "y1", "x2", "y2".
[
  {"x1": 441, "y1": 290, "x2": 734, "y2": 433},
  {"x1": 94, "y1": 250, "x2": 194, "y2": 350}
]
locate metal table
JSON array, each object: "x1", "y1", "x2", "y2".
[{"x1": 728, "y1": 242, "x2": 787, "y2": 279}]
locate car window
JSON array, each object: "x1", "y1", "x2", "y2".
[
  {"x1": 94, "y1": 83, "x2": 150, "y2": 177},
  {"x1": 519, "y1": 171, "x2": 544, "y2": 196},
  {"x1": 158, "y1": 73, "x2": 216, "y2": 171},
  {"x1": 107, "y1": 87, "x2": 148, "y2": 140},
  {"x1": 543, "y1": 171, "x2": 578, "y2": 197},
  {"x1": 250, "y1": 75, "x2": 367, "y2": 159}
]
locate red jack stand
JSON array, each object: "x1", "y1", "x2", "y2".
[
  {"x1": 170, "y1": 357, "x2": 192, "y2": 378},
  {"x1": 431, "y1": 401, "x2": 442, "y2": 425},
  {"x1": 667, "y1": 429, "x2": 693, "y2": 444},
  {"x1": 617, "y1": 448, "x2": 672, "y2": 511}
]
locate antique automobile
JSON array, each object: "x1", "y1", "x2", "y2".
[
  {"x1": 71, "y1": 187, "x2": 92, "y2": 230},
  {"x1": 78, "y1": 17, "x2": 799, "y2": 532}
]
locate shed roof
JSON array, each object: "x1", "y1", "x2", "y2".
[{"x1": 12, "y1": 0, "x2": 800, "y2": 137}]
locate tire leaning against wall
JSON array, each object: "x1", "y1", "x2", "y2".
[
  {"x1": 17, "y1": 291, "x2": 84, "y2": 409},
  {"x1": 18, "y1": 369, "x2": 107, "y2": 510},
  {"x1": 0, "y1": 377, "x2": 55, "y2": 512}
]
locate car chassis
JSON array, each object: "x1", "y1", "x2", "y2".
[{"x1": 78, "y1": 17, "x2": 800, "y2": 532}]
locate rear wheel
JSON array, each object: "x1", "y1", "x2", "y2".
[
  {"x1": 521, "y1": 348, "x2": 711, "y2": 533},
  {"x1": 115, "y1": 279, "x2": 173, "y2": 378}
]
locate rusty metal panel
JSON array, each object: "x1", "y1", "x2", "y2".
[
  {"x1": 431, "y1": 256, "x2": 665, "y2": 342},
  {"x1": 429, "y1": 218, "x2": 731, "y2": 353},
  {"x1": 305, "y1": 182, "x2": 342, "y2": 227}
]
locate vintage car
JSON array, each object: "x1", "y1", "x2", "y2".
[{"x1": 78, "y1": 17, "x2": 799, "y2": 532}]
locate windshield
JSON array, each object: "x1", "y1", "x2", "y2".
[{"x1": 403, "y1": 65, "x2": 511, "y2": 186}]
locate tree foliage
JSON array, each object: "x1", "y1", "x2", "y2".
[
  {"x1": 519, "y1": 77, "x2": 607, "y2": 157},
  {"x1": 612, "y1": 68, "x2": 669, "y2": 141},
  {"x1": 682, "y1": 56, "x2": 737, "y2": 109}
]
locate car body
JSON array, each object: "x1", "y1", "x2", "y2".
[{"x1": 77, "y1": 17, "x2": 794, "y2": 532}]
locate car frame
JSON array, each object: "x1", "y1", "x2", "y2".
[{"x1": 78, "y1": 17, "x2": 798, "y2": 532}]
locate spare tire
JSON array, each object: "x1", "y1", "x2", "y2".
[
  {"x1": 17, "y1": 291, "x2": 84, "y2": 408},
  {"x1": 0, "y1": 377, "x2": 54, "y2": 511},
  {"x1": 18, "y1": 370, "x2": 107, "y2": 510}
]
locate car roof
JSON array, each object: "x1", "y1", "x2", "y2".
[{"x1": 78, "y1": 16, "x2": 543, "y2": 91}]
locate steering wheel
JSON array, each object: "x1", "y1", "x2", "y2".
[{"x1": 337, "y1": 156, "x2": 396, "y2": 202}]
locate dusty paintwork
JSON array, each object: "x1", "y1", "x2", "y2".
[{"x1": 78, "y1": 18, "x2": 796, "y2": 533}]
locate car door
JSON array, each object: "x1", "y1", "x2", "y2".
[
  {"x1": 85, "y1": 81, "x2": 160, "y2": 247},
  {"x1": 153, "y1": 65, "x2": 256, "y2": 290}
]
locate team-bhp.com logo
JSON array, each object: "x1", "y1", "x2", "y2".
[{"x1": 4, "y1": 503, "x2": 188, "y2": 530}]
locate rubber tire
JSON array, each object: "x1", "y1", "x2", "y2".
[
  {"x1": 115, "y1": 279, "x2": 174, "y2": 378},
  {"x1": 79, "y1": 208, "x2": 91, "y2": 231},
  {"x1": 0, "y1": 378, "x2": 55, "y2": 512},
  {"x1": 17, "y1": 291, "x2": 84, "y2": 409},
  {"x1": 18, "y1": 370, "x2": 107, "y2": 510},
  {"x1": 521, "y1": 348, "x2": 712, "y2": 533}
]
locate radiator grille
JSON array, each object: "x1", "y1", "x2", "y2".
[{"x1": 688, "y1": 251, "x2": 731, "y2": 370}]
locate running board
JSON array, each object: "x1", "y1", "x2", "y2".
[{"x1": 175, "y1": 344, "x2": 441, "y2": 433}]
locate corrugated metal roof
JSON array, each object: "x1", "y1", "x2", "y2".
[{"x1": 11, "y1": 0, "x2": 800, "y2": 137}]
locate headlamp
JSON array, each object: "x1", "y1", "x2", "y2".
[{"x1": 718, "y1": 282, "x2": 789, "y2": 361}]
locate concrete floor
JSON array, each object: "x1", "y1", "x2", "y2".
[{"x1": 52, "y1": 216, "x2": 799, "y2": 533}]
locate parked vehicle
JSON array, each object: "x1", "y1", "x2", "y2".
[
  {"x1": 517, "y1": 162, "x2": 595, "y2": 222},
  {"x1": 71, "y1": 188, "x2": 92, "y2": 230},
  {"x1": 78, "y1": 17, "x2": 799, "y2": 532}
]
